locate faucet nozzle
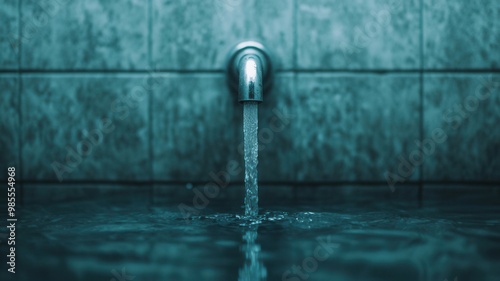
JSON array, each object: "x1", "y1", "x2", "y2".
[
  {"x1": 226, "y1": 41, "x2": 274, "y2": 103},
  {"x1": 238, "y1": 55, "x2": 263, "y2": 103}
]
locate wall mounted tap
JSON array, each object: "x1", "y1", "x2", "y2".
[{"x1": 226, "y1": 41, "x2": 274, "y2": 103}]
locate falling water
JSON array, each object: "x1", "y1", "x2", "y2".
[{"x1": 243, "y1": 102, "x2": 259, "y2": 217}]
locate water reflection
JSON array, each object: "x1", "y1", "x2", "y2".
[{"x1": 238, "y1": 225, "x2": 267, "y2": 281}]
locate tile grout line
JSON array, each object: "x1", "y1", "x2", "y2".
[
  {"x1": 18, "y1": 0, "x2": 23, "y2": 205},
  {"x1": 1, "y1": 69, "x2": 499, "y2": 75},
  {"x1": 293, "y1": 0, "x2": 298, "y2": 70},
  {"x1": 418, "y1": 0, "x2": 425, "y2": 203},
  {"x1": 293, "y1": 0, "x2": 299, "y2": 182},
  {"x1": 148, "y1": 0, "x2": 153, "y2": 67},
  {"x1": 148, "y1": 0, "x2": 154, "y2": 201},
  {"x1": 14, "y1": 180, "x2": 500, "y2": 186}
]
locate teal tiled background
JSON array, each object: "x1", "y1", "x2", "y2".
[{"x1": 0, "y1": 0, "x2": 499, "y2": 188}]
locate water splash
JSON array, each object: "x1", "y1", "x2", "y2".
[{"x1": 243, "y1": 102, "x2": 259, "y2": 217}]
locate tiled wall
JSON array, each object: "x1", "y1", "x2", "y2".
[{"x1": 1, "y1": 0, "x2": 499, "y2": 186}]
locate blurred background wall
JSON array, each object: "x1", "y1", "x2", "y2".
[{"x1": 0, "y1": 0, "x2": 499, "y2": 199}]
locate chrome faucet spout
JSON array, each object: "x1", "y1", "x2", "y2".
[
  {"x1": 238, "y1": 55, "x2": 263, "y2": 103},
  {"x1": 226, "y1": 41, "x2": 274, "y2": 103}
]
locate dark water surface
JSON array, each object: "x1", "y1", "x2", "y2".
[{"x1": 5, "y1": 187, "x2": 500, "y2": 281}]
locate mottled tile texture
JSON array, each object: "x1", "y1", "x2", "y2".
[
  {"x1": 296, "y1": 74, "x2": 420, "y2": 181},
  {"x1": 423, "y1": 74, "x2": 500, "y2": 180},
  {"x1": 0, "y1": 0, "x2": 498, "y2": 185},
  {"x1": 152, "y1": 74, "x2": 239, "y2": 181},
  {"x1": 0, "y1": 0, "x2": 18, "y2": 69},
  {"x1": 152, "y1": 74, "x2": 297, "y2": 182},
  {"x1": 152, "y1": 0, "x2": 293, "y2": 69},
  {"x1": 22, "y1": 75, "x2": 150, "y2": 181},
  {"x1": 256, "y1": 74, "x2": 297, "y2": 181},
  {"x1": 424, "y1": 0, "x2": 500, "y2": 69},
  {"x1": 297, "y1": 0, "x2": 421, "y2": 69},
  {"x1": 21, "y1": 0, "x2": 148, "y2": 69},
  {"x1": 0, "y1": 76, "x2": 20, "y2": 180}
]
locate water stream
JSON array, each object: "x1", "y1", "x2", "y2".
[{"x1": 243, "y1": 102, "x2": 259, "y2": 217}]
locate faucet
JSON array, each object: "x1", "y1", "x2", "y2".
[
  {"x1": 226, "y1": 41, "x2": 275, "y2": 218},
  {"x1": 226, "y1": 41, "x2": 274, "y2": 103}
]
